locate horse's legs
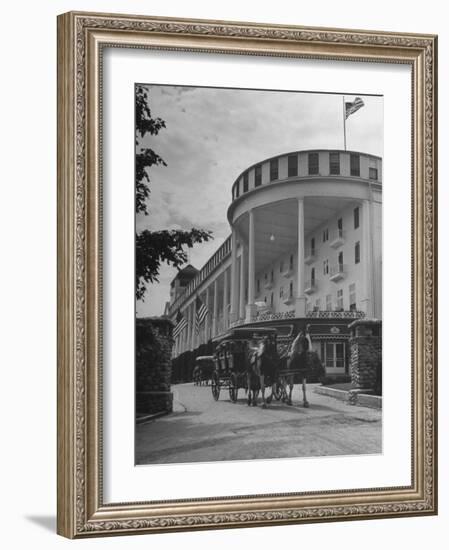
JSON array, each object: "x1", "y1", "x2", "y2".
[
  {"x1": 260, "y1": 375, "x2": 267, "y2": 408},
  {"x1": 287, "y1": 375, "x2": 294, "y2": 405},
  {"x1": 302, "y1": 377, "x2": 309, "y2": 407}
]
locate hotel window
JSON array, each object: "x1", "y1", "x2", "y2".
[
  {"x1": 270, "y1": 270, "x2": 274, "y2": 283},
  {"x1": 369, "y1": 167, "x2": 378, "y2": 180},
  {"x1": 264, "y1": 296, "x2": 267, "y2": 303},
  {"x1": 270, "y1": 293, "x2": 274, "y2": 307},
  {"x1": 289, "y1": 281, "x2": 293, "y2": 297},
  {"x1": 326, "y1": 294, "x2": 332, "y2": 311},
  {"x1": 314, "y1": 298, "x2": 321, "y2": 312},
  {"x1": 308, "y1": 152, "x2": 319, "y2": 175},
  {"x1": 288, "y1": 154, "x2": 298, "y2": 177},
  {"x1": 235, "y1": 181, "x2": 239, "y2": 198},
  {"x1": 323, "y1": 259, "x2": 329, "y2": 275},
  {"x1": 336, "y1": 289, "x2": 344, "y2": 311},
  {"x1": 257, "y1": 279, "x2": 260, "y2": 293},
  {"x1": 255, "y1": 164, "x2": 262, "y2": 187},
  {"x1": 311, "y1": 267, "x2": 316, "y2": 285},
  {"x1": 337, "y1": 217, "x2": 343, "y2": 237},
  {"x1": 280, "y1": 286, "x2": 284, "y2": 298},
  {"x1": 338, "y1": 251, "x2": 344, "y2": 266},
  {"x1": 243, "y1": 172, "x2": 249, "y2": 192},
  {"x1": 264, "y1": 273, "x2": 268, "y2": 282},
  {"x1": 322, "y1": 228, "x2": 329, "y2": 242},
  {"x1": 310, "y1": 237, "x2": 315, "y2": 255},
  {"x1": 349, "y1": 283, "x2": 357, "y2": 310},
  {"x1": 270, "y1": 158, "x2": 279, "y2": 181},
  {"x1": 350, "y1": 153, "x2": 360, "y2": 176},
  {"x1": 354, "y1": 206, "x2": 360, "y2": 229},
  {"x1": 322, "y1": 342, "x2": 346, "y2": 370},
  {"x1": 355, "y1": 241, "x2": 360, "y2": 264},
  {"x1": 329, "y1": 152, "x2": 340, "y2": 175},
  {"x1": 289, "y1": 254, "x2": 294, "y2": 271}
]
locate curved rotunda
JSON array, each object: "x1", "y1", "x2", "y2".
[{"x1": 168, "y1": 148, "x2": 382, "y2": 376}]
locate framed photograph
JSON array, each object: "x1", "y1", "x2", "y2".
[{"x1": 57, "y1": 11, "x2": 438, "y2": 538}]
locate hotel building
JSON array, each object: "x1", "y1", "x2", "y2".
[{"x1": 167, "y1": 149, "x2": 382, "y2": 377}]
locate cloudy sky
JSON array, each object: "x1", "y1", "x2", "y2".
[{"x1": 136, "y1": 85, "x2": 383, "y2": 317}]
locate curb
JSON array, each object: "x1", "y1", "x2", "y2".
[
  {"x1": 314, "y1": 385, "x2": 382, "y2": 409},
  {"x1": 136, "y1": 410, "x2": 171, "y2": 425}
]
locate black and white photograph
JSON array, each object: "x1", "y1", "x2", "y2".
[{"x1": 135, "y1": 84, "x2": 383, "y2": 466}]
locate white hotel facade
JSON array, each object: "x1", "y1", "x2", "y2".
[{"x1": 167, "y1": 149, "x2": 382, "y2": 374}]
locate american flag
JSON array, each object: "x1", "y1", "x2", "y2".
[
  {"x1": 173, "y1": 309, "x2": 187, "y2": 339},
  {"x1": 195, "y1": 295, "x2": 209, "y2": 334},
  {"x1": 345, "y1": 97, "x2": 365, "y2": 119}
]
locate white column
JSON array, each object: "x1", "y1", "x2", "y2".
[
  {"x1": 212, "y1": 278, "x2": 218, "y2": 336},
  {"x1": 186, "y1": 303, "x2": 192, "y2": 351},
  {"x1": 295, "y1": 198, "x2": 306, "y2": 316},
  {"x1": 239, "y1": 248, "x2": 246, "y2": 320},
  {"x1": 223, "y1": 267, "x2": 229, "y2": 329},
  {"x1": 245, "y1": 209, "x2": 257, "y2": 322},
  {"x1": 191, "y1": 302, "x2": 196, "y2": 350},
  {"x1": 204, "y1": 286, "x2": 210, "y2": 342},
  {"x1": 182, "y1": 308, "x2": 188, "y2": 353},
  {"x1": 230, "y1": 229, "x2": 238, "y2": 323},
  {"x1": 361, "y1": 199, "x2": 374, "y2": 317}
]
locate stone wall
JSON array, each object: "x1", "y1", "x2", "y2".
[
  {"x1": 136, "y1": 317, "x2": 174, "y2": 417},
  {"x1": 348, "y1": 319, "x2": 382, "y2": 394}
]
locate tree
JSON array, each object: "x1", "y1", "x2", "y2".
[{"x1": 135, "y1": 85, "x2": 212, "y2": 301}]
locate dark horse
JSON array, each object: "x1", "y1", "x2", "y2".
[
  {"x1": 246, "y1": 336, "x2": 279, "y2": 408},
  {"x1": 284, "y1": 330, "x2": 310, "y2": 407}
]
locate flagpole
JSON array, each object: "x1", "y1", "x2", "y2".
[{"x1": 342, "y1": 96, "x2": 347, "y2": 151}]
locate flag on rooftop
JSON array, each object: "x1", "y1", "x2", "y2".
[
  {"x1": 195, "y1": 295, "x2": 208, "y2": 334},
  {"x1": 345, "y1": 97, "x2": 365, "y2": 119},
  {"x1": 173, "y1": 309, "x2": 187, "y2": 339}
]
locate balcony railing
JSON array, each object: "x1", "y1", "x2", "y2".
[
  {"x1": 282, "y1": 265, "x2": 294, "y2": 278},
  {"x1": 254, "y1": 310, "x2": 295, "y2": 322},
  {"x1": 330, "y1": 264, "x2": 346, "y2": 282},
  {"x1": 264, "y1": 279, "x2": 275, "y2": 290},
  {"x1": 330, "y1": 229, "x2": 345, "y2": 249},
  {"x1": 304, "y1": 280, "x2": 317, "y2": 294},
  {"x1": 307, "y1": 310, "x2": 365, "y2": 319},
  {"x1": 304, "y1": 250, "x2": 316, "y2": 265}
]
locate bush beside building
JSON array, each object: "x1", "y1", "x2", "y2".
[{"x1": 136, "y1": 317, "x2": 174, "y2": 417}]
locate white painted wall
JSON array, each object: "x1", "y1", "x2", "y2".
[{"x1": 0, "y1": 1, "x2": 446, "y2": 550}]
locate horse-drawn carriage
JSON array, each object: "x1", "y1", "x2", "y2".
[
  {"x1": 211, "y1": 327, "x2": 282, "y2": 405},
  {"x1": 192, "y1": 355, "x2": 215, "y2": 386},
  {"x1": 211, "y1": 325, "x2": 325, "y2": 407}
]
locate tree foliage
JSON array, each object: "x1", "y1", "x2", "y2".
[
  {"x1": 135, "y1": 85, "x2": 212, "y2": 301},
  {"x1": 136, "y1": 229, "x2": 212, "y2": 301}
]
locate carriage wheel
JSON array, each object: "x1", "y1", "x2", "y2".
[
  {"x1": 229, "y1": 373, "x2": 239, "y2": 403},
  {"x1": 211, "y1": 372, "x2": 220, "y2": 401}
]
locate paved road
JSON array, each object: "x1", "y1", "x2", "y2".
[{"x1": 135, "y1": 383, "x2": 382, "y2": 465}]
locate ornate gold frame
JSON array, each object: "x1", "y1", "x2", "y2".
[{"x1": 57, "y1": 11, "x2": 438, "y2": 538}]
